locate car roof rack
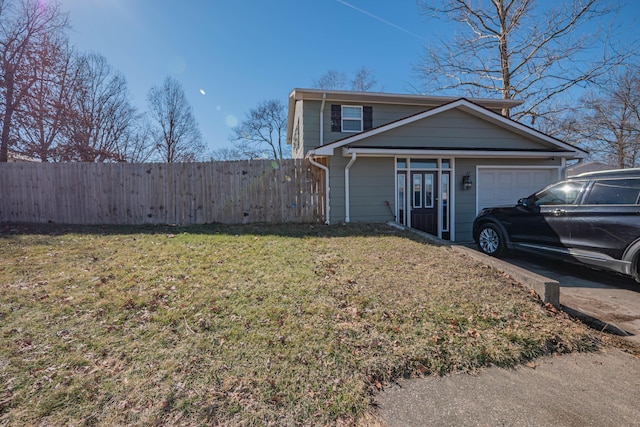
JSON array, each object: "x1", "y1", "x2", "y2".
[{"x1": 574, "y1": 168, "x2": 640, "y2": 178}]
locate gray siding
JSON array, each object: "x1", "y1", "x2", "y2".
[
  {"x1": 327, "y1": 156, "x2": 395, "y2": 223},
  {"x1": 453, "y1": 157, "x2": 563, "y2": 242},
  {"x1": 301, "y1": 102, "x2": 321, "y2": 154},
  {"x1": 302, "y1": 100, "x2": 433, "y2": 153},
  {"x1": 351, "y1": 109, "x2": 552, "y2": 151},
  {"x1": 349, "y1": 158, "x2": 395, "y2": 222}
]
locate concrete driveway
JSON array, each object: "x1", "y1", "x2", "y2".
[
  {"x1": 409, "y1": 227, "x2": 640, "y2": 343},
  {"x1": 501, "y1": 252, "x2": 640, "y2": 344},
  {"x1": 377, "y1": 243, "x2": 640, "y2": 427}
]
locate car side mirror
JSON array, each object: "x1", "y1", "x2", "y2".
[{"x1": 518, "y1": 197, "x2": 528, "y2": 207}]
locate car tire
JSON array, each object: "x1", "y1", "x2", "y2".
[{"x1": 477, "y1": 223, "x2": 505, "y2": 257}]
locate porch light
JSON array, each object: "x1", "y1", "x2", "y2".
[{"x1": 462, "y1": 172, "x2": 473, "y2": 190}]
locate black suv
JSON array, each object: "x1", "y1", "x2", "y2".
[{"x1": 473, "y1": 168, "x2": 640, "y2": 282}]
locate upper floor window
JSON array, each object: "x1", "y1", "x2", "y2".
[
  {"x1": 331, "y1": 104, "x2": 372, "y2": 133},
  {"x1": 342, "y1": 106, "x2": 363, "y2": 132}
]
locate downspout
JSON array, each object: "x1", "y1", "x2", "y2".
[
  {"x1": 306, "y1": 93, "x2": 331, "y2": 224},
  {"x1": 560, "y1": 157, "x2": 567, "y2": 179},
  {"x1": 344, "y1": 152, "x2": 357, "y2": 223},
  {"x1": 320, "y1": 93, "x2": 326, "y2": 147},
  {"x1": 307, "y1": 151, "x2": 330, "y2": 224}
]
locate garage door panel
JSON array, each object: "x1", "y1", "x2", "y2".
[{"x1": 478, "y1": 168, "x2": 557, "y2": 212}]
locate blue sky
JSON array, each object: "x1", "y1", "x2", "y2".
[
  {"x1": 58, "y1": 0, "x2": 638, "y2": 155},
  {"x1": 56, "y1": 0, "x2": 431, "y2": 153}
]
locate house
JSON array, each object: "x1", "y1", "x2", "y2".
[
  {"x1": 566, "y1": 161, "x2": 615, "y2": 177},
  {"x1": 286, "y1": 89, "x2": 587, "y2": 242}
]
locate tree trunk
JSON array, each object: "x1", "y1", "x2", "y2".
[
  {"x1": 0, "y1": 67, "x2": 15, "y2": 163},
  {"x1": 496, "y1": 0, "x2": 511, "y2": 118}
]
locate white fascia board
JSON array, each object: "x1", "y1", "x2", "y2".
[
  {"x1": 288, "y1": 88, "x2": 523, "y2": 109},
  {"x1": 342, "y1": 147, "x2": 587, "y2": 159},
  {"x1": 313, "y1": 145, "x2": 335, "y2": 156}
]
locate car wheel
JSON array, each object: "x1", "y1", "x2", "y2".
[{"x1": 477, "y1": 223, "x2": 505, "y2": 257}]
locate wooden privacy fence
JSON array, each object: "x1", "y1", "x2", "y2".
[{"x1": 0, "y1": 159, "x2": 325, "y2": 225}]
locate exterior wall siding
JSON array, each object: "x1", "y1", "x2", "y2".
[
  {"x1": 327, "y1": 156, "x2": 395, "y2": 224},
  {"x1": 327, "y1": 156, "x2": 346, "y2": 221},
  {"x1": 324, "y1": 104, "x2": 433, "y2": 146},
  {"x1": 301, "y1": 101, "x2": 321, "y2": 155},
  {"x1": 348, "y1": 158, "x2": 395, "y2": 223},
  {"x1": 350, "y1": 109, "x2": 549, "y2": 150},
  {"x1": 301, "y1": 100, "x2": 433, "y2": 151}
]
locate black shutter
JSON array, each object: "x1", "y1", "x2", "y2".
[
  {"x1": 331, "y1": 104, "x2": 341, "y2": 132},
  {"x1": 363, "y1": 106, "x2": 373, "y2": 130}
]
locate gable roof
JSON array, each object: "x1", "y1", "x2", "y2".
[
  {"x1": 286, "y1": 88, "x2": 523, "y2": 146},
  {"x1": 310, "y1": 98, "x2": 587, "y2": 159}
]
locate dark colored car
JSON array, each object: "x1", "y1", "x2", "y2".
[{"x1": 472, "y1": 168, "x2": 640, "y2": 282}]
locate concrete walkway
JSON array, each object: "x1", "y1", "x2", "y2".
[{"x1": 377, "y1": 349, "x2": 640, "y2": 427}]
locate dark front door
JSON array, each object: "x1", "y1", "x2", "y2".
[{"x1": 410, "y1": 172, "x2": 437, "y2": 235}]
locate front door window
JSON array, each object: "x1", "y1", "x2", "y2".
[
  {"x1": 397, "y1": 158, "x2": 452, "y2": 240},
  {"x1": 397, "y1": 173, "x2": 406, "y2": 225},
  {"x1": 425, "y1": 174, "x2": 434, "y2": 208},
  {"x1": 413, "y1": 174, "x2": 422, "y2": 208}
]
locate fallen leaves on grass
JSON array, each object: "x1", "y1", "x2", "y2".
[{"x1": 0, "y1": 223, "x2": 598, "y2": 426}]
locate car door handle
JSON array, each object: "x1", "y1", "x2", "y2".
[{"x1": 552, "y1": 209, "x2": 565, "y2": 216}]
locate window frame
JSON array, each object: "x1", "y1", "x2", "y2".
[
  {"x1": 584, "y1": 178, "x2": 640, "y2": 205},
  {"x1": 341, "y1": 105, "x2": 363, "y2": 133},
  {"x1": 530, "y1": 180, "x2": 586, "y2": 206}
]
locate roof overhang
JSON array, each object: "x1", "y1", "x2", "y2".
[{"x1": 288, "y1": 88, "x2": 523, "y2": 109}]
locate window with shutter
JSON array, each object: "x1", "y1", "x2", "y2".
[{"x1": 330, "y1": 104, "x2": 373, "y2": 133}]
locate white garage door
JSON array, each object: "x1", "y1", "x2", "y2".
[{"x1": 477, "y1": 168, "x2": 558, "y2": 212}]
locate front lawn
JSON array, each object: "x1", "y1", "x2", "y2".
[{"x1": 0, "y1": 223, "x2": 597, "y2": 426}]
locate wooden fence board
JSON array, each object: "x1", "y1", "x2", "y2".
[{"x1": 0, "y1": 159, "x2": 324, "y2": 225}]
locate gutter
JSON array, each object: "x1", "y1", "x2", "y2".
[{"x1": 344, "y1": 152, "x2": 357, "y2": 223}]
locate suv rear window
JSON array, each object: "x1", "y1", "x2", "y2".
[{"x1": 585, "y1": 179, "x2": 640, "y2": 205}]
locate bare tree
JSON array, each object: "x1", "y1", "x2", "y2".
[
  {"x1": 416, "y1": 0, "x2": 632, "y2": 122},
  {"x1": 313, "y1": 70, "x2": 347, "y2": 91},
  {"x1": 60, "y1": 53, "x2": 137, "y2": 162},
  {"x1": 208, "y1": 146, "x2": 247, "y2": 161},
  {"x1": 351, "y1": 66, "x2": 379, "y2": 92},
  {"x1": 313, "y1": 66, "x2": 380, "y2": 92},
  {"x1": 16, "y1": 36, "x2": 74, "y2": 161},
  {"x1": 114, "y1": 116, "x2": 157, "y2": 163},
  {"x1": 0, "y1": 0, "x2": 68, "y2": 162},
  {"x1": 147, "y1": 76, "x2": 204, "y2": 163},
  {"x1": 230, "y1": 99, "x2": 290, "y2": 161},
  {"x1": 562, "y1": 67, "x2": 640, "y2": 168}
]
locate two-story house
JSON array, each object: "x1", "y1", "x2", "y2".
[{"x1": 286, "y1": 88, "x2": 587, "y2": 242}]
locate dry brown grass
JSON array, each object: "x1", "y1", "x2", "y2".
[{"x1": 0, "y1": 223, "x2": 598, "y2": 426}]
